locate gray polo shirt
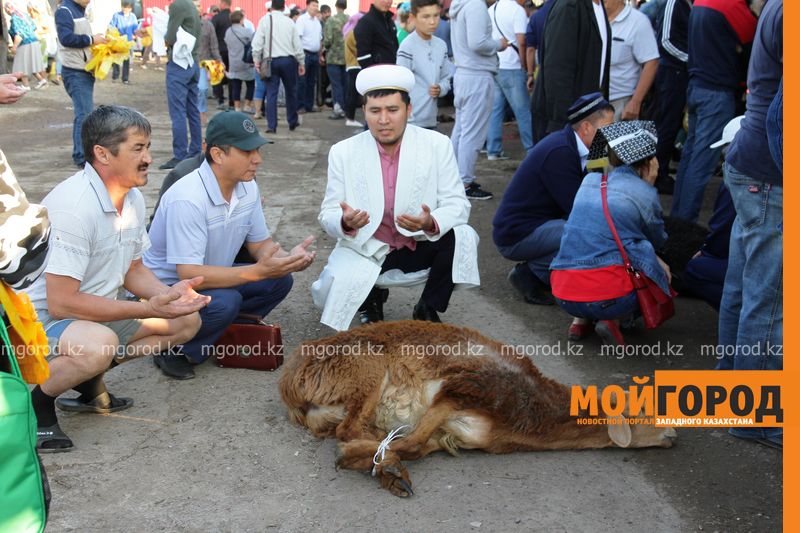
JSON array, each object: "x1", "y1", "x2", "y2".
[
  {"x1": 144, "y1": 160, "x2": 270, "y2": 286},
  {"x1": 25, "y1": 164, "x2": 150, "y2": 318}
]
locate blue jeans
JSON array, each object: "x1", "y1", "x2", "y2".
[
  {"x1": 716, "y1": 162, "x2": 782, "y2": 440},
  {"x1": 297, "y1": 51, "x2": 319, "y2": 111},
  {"x1": 61, "y1": 67, "x2": 95, "y2": 166},
  {"x1": 496, "y1": 219, "x2": 565, "y2": 284},
  {"x1": 181, "y1": 274, "x2": 293, "y2": 363},
  {"x1": 487, "y1": 69, "x2": 533, "y2": 155},
  {"x1": 265, "y1": 56, "x2": 299, "y2": 130},
  {"x1": 327, "y1": 64, "x2": 346, "y2": 110},
  {"x1": 671, "y1": 82, "x2": 736, "y2": 222},
  {"x1": 717, "y1": 162, "x2": 782, "y2": 369},
  {"x1": 254, "y1": 66, "x2": 267, "y2": 101},
  {"x1": 556, "y1": 291, "x2": 639, "y2": 321},
  {"x1": 166, "y1": 61, "x2": 202, "y2": 160},
  {"x1": 197, "y1": 67, "x2": 209, "y2": 114}
]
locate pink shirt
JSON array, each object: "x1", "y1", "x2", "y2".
[
  {"x1": 343, "y1": 140, "x2": 438, "y2": 250},
  {"x1": 373, "y1": 141, "x2": 417, "y2": 251}
]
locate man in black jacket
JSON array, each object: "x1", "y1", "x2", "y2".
[
  {"x1": 211, "y1": 0, "x2": 232, "y2": 109},
  {"x1": 355, "y1": 0, "x2": 398, "y2": 68},
  {"x1": 531, "y1": 0, "x2": 611, "y2": 142}
]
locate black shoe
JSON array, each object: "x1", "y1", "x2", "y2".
[
  {"x1": 289, "y1": 123, "x2": 298, "y2": 131},
  {"x1": 56, "y1": 392, "x2": 134, "y2": 414},
  {"x1": 358, "y1": 288, "x2": 388, "y2": 325},
  {"x1": 655, "y1": 176, "x2": 674, "y2": 195},
  {"x1": 153, "y1": 351, "x2": 195, "y2": 380},
  {"x1": 465, "y1": 183, "x2": 493, "y2": 200},
  {"x1": 412, "y1": 299, "x2": 441, "y2": 323},
  {"x1": 265, "y1": 128, "x2": 276, "y2": 134},
  {"x1": 159, "y1": 157, "x2": 182, "y2": 170},
  {"x1": 507, "y1": 264, "x2": 554, "y2": 305}
]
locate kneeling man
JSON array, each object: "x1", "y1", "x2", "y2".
[
  {"x1": 493, "y1": 93, "x2": 614, "y2": 304},
  {"x1": 312, "y1": 64, "x2": 480, "y2": 331},
  {"x1": 25, "y1": 105, "x2": 210, "y2": 452},
  {"x1": 145, "y1": 111, "x2": 315, "y2": 379}
]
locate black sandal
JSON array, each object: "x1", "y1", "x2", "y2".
[
  {"x1": 37, "y1": 424, "x2": 74, "y2": 453},
  {"x1": 55, "y1": 392, "x2": 134, "y2": 414}
]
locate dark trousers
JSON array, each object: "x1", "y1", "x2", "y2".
[
  {"x1": 265, "y1": 56, "x2": 299, "y2": 130},
  {"x1": 655, "y1": 65, "x2": 689, "y2": 182},
  {"x1": 345, "y1": 68, "x2": 361, "y2": 119},
  {"x1": 378, "y1": 230, "x2": 457, "y2": 312},
  {"x1": 165, "y1": 61, "x2": 202, "y2": 160},
  {"x1": 112, "y1": 58, "x2": 130, "y2": 82},
  {"x1": 213, "y1": 49, "x2": 233, "y2": 106},
  {"x1": 230, "y1": 78, "x2": 255, "y2": 103},
  {"x1": 298, "y1": 51, "x2": 319, "y2": 111},
  {"x1": 181, "y1": 274, "x2": 293, "y2": 363}
]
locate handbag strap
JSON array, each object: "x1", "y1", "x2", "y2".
[
  {"x1": 492, "y1": 3, "x2": 519, "y2": 54},
  {"x1": 268, "y1": 14, "x2": 273, "y2": 60},
  {"x1": 600, "y1": 174, "x2": 634, "y2": 271},
  {"x1": 0, "y1": 311, "x2": 23, "y2": 379}
]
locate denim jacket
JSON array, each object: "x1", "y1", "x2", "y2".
[{"x1": 551, "y1": 166, "x2": 670, "y2": 296}]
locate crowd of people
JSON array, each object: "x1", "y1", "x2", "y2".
[{"x1": 0, "y1": 0, "x2": 784, "y2": 474}]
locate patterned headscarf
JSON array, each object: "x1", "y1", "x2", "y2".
[{"x1": 588, "y1": 120, "x2": 658, "y2": 165}]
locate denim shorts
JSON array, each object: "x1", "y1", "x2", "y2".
[{"x1": 39, "y1": 309, "x2": 143, "y2": 360}]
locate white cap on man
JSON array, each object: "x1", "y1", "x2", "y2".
[{"x1": 356, "y1": 65, "x2": 415, "y2": 96}]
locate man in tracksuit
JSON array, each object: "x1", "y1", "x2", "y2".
[
  {"x1": 55, "y1": 0, "x2": 107, "y2": 167},
  {"x1": 449, "y1": 0, "x2": 508, "y2": 201},
  {"x1": 354, "y1": 0, "x2": 398, "y2": 68}
]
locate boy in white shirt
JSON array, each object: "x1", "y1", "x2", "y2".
[{"x1": 397, "y1": 0, "x2": 453, "y2": 129}]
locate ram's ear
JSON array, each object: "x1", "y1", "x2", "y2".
[{"x1": 607, "y1": 416, "x2": 632, "y2": 448}]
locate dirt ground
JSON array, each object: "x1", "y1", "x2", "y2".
[{"x1": 2, "y1": 64, "x2": 781, "y2": 532}]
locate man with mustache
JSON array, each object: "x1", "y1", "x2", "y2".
[
  {"x1": 25, "y1": 105, "x2": 210, "y2": 452},
  {"x1": 144, "y1": 112, "x2": 316, "y2": 379}
]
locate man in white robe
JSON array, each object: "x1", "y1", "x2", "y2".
[{"x1": 312, "y1": 64, "x2": 480, "y2": 331}]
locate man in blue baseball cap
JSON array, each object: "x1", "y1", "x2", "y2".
[
  {"x1": 493, "y1": 92, "x2": 613, "y2": 305},
  {"x1": 144, "y1": 112, "x2": 316, "y2": 379}
]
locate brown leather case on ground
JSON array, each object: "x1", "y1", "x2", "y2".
[{"x1": 212, "y1": 314, "x2": 283, "y2": 371}]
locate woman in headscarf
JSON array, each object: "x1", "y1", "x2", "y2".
[{"x1": 5, "y1": 0, "x2": 48, "y2": 90}]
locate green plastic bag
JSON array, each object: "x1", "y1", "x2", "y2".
[{"x1": 0, "y1": 316, "x2": 47, "y2": 533}]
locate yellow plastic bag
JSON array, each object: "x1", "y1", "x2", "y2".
[
  {"x1": 0, "y1": 282, "x2": 49, "y2": 385},
  {"x1": 200, "y1": 60, "x2": 226, "y2": 86},
  {"x1": 85, "y1": 28, "x2": 135, "y2": 80}
]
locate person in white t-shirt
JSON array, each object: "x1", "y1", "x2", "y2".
[
  {"x1": 604, "y1": 0, "x2": 659, "y2": 120},
  {"x1": 295, "y1": 0, "x2": 323, "y2": 112},
  {"x1": 487, "y1": 0, "x2": 532, "y2": 159}
]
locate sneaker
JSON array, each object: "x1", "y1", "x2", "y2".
[
  {"x1": 345, "y1": 119, "x2": 363, "y2": 128},
  {"x1": 465, "y1": 183, "x2": 493, "y2": 200},
  {"x1": 328, "y1": 111, "x2": 345, "y2": 120},
  {"x1": 35, "y1": 78, "x2": 48, "y2": 89},
  {"x1": 487, "y1": 152, "x2": 510, "y2": 161},
  {"x1": 595, "y1": 320, "x2": 625, "y2": 346}
]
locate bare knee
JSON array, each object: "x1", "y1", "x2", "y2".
[{"x1": 60, "y1": 328, "x2": 119, "y2": 377}]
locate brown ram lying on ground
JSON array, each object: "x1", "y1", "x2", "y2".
[{"x1": 279, "y1": 321, "x2": 676, "y2": 497}]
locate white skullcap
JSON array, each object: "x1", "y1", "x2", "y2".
[{"x1": 356, "y1": 65, "x2": 415, "y2": 96}]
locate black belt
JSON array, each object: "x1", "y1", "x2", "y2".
[{"x1": 304, "y1": 49, "x2": 320, "y2": 55}]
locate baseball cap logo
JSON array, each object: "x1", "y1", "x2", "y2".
[{"x1": 243, "y1": 119, "x2": 256, "y2": 133}]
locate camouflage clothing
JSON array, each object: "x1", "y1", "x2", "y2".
[
  {"x1": 0, "y1": 150, "x2": 50, "y2": 290},
  {"x1": 323, "y1": 12, "x2": 348, "y2": 66}
]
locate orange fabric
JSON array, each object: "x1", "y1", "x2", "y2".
[{"x1": 0, "y1": 282, "x2": 49, "y2": 384}]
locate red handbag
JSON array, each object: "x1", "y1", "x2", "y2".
[
  {"x1": 600, "y1": 175, "x2": 676, "y2": 329},
  {"x1": 212, "y1": 314, "x2": 284, "y2": 371}
]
